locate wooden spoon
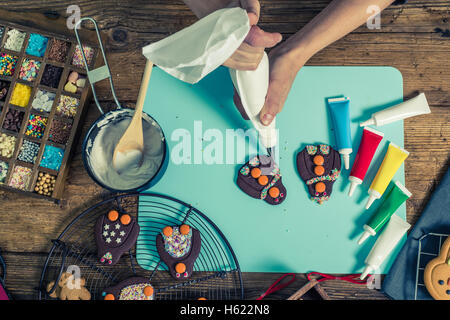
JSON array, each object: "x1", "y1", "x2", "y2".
[{"x1": 113, "y1": 60, "x2": 153, "y2": 173}]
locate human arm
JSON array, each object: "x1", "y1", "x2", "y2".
[
  {"x1": 182, "y1": 0, "x2": 282, "y2": 70},
  {"x1": 260, "y1": 0, "x2": 397, "y2": 125}
]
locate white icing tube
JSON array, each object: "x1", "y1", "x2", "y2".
[
  {"x1": 360, "y1": 214, "x2": 411, "y2": 280},
  {"x1": 360, "y1": 93, "x2": 430, "y2": 127},
  {"x1": 229, "y1": 52, "x2": 277, "y2": 149}
]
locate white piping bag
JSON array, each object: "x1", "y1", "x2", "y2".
[
  {"x1": 228, "y1": 52, "x2": 276, "y2": 150},
  {"x1": 142, "y1": 7, "x2": 276, "y2": 150}
]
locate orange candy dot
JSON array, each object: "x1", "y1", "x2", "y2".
[
  {"x1": 163, "y1": 226, "x2": 173, "y2": 237},
  {"x1": 120, "y1": 214, "x2": 131, "y2": 225},
  {"x1": 108, "y1": 210, "x2": 119, "y2": 222},
  {"x1": 104, "y1": 294, "x2": 115, "y2": 300},
  {"x1": 143, "y1": 286, "x2": 154, "y2": 297},
  {"x1": 175, "y1": 263, "x2": 186, "y2": 274},
  {"x1": 313, "y1": 155, "x2": 324, "y2": 166},
  {"x1": 180, "y1": 224, "x2": 190, "y2": 235},
  {"x1": 258, "y1": 175, "x2": 269, "y2": 186},
  {"x1": 269, "y1": 187, "x2": 280, "y2": 198},
  {"x1": 251, "y1": 167, "x2": 261, "y2": 178},
  {"x1": 314, "y1": 165, "x2": 325, "y2": 176},
  {"x1": 315, "y1": 182, "x2": 326, "y2": 193}
]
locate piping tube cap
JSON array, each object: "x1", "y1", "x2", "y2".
[
  {"x1": 360, "y1": 265, "x2": 374, "y2": 280},
  {"x1": 348, "y1": 181, "x2": 358, "y2": 197},
  {"x1": 357, "y1": 231, "x2": 372, "y2": 245},
  {"x1": 365, "y1": 194, "x2": 377, "y2": 210}
]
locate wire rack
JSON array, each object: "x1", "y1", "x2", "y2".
[
  {"x1": 37, "y1": 193, "x2": 244, "y2": 300},
  {"x1": 414, "y1": 232, "x2": 449, "y2": 300}
]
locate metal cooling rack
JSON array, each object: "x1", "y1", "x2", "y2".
[
  {"x1": 414, "y1": 232, "x2": 449, "y2": 300},
  {"x1": 38, "y1": 193, "x2": 244, "y2": 300}
]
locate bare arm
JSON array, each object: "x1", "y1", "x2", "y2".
[
  {"x1": 260, "y1": 0, "x2": 396, "y2": 125},
  {"x1": 181, "y1": 0, "x2": 281, "y2": 70}
]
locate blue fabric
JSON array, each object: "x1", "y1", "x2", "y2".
[{"x1": 382, "y1": 167, "x2": 450, "y2": 299}]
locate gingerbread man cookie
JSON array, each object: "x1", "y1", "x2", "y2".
[
  {"x1": 94, "y1": 210, "x2": 140, "y2": 266},
  {"x1": 424, "y1": 236, "x2": 450, "y2": 300},
  {"x1": 102, "y1": 277, "x2": 154, "y2": 300},
  {"x1": 237, "y1": 155, "x2": 287, "y2": 205},
  {"x1": 296, "y1": 144, "x2": 341, "y2": 204},
  {"x1": 47, "y1": 272, "x2": 91, "y2": 300},
  {"x1": 156, "y1": 224, "x2": 201, "y2": 281}
]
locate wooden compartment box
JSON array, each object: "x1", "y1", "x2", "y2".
[{"x1": 0, "y1": 19, "x2": 99, "y2": 201}]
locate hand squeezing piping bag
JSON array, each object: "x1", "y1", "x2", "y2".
[
  {"x1": 141, "y1": 8, "x2": 276, "y2": 152},
  {"x1": 229, "y1": 52, "x2": 277, "y2": 150},
  {"x1": 142, "y1": 8, "x2": 250, "y2": 84}
]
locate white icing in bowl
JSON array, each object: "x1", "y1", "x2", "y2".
[{"x1": 85, "y1": 109, "x2": 165, "y2": 191}]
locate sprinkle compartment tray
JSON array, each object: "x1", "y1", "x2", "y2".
[{"x1": 0, "y1": 19, "x2": 99, "y2": 201}]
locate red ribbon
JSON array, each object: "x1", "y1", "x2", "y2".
[
  {"x1": 256, "y1": 272, "x2": 370, "y2": 300},
  {"x1": 307, "y1": 271, "x2": 370, "y2": 285},
  {"x1": 256, "y1": 273, "x2": 296, "y2": 300}
]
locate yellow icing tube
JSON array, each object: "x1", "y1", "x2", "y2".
[{"x1": 365, "y1": 142, "x2": 409, "y2": 209}]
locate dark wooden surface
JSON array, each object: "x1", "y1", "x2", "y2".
[{"x1": 0, "y1": 0, "x2": 448, "y2": 300}]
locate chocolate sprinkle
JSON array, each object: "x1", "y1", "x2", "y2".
[
  {"x1": 40, "y1": 64, "x2": 63, "y2": 88},
  {"x1": 2, "y1": 108, "x2": 24, "y2": 132},
  {"x1": 48, "y1": 119, "x2": 72, "y2": 145},
  {"x1": 48, "y1": 39, "x2": 70, "y2": 63}
]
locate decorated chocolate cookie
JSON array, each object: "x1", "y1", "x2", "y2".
[
  {"x1": 296, "y1": 144, "x2": 341, "y2": 204},
  {"x1": 424, "y1": 237, "x2": 450, "y2": 300},
  {"x1": 94, "y1": 210, "x2": 140, "y2": 266},
  {"x1": 102, "y1": 277, "x2": 154, "y2": 300},
  {"x1": 237, "y1": 155, "x2": 286, "y2": 205},
  {"x1": 156, "y1": 224, "x2": 201, "y2": 281}
]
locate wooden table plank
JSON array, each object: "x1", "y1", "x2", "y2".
[{"x1": 0, "y1": 0, "x2": 448, "y2": 300}]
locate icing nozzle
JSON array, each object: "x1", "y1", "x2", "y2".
[
  {"x1": 343, "y1": 154, "x2": 350, "y2": 170},
  {"x1": 360, "y1": 118, "x2": 375, "y2": 127},
  {"x1": 357, "y1": 231, "x2": 371, "y2": 245},
  {"x1": 348, "y1": 181, "x2": 358, "y2": 197},
  {"x1": 365, "y1": 194, "x2": 377, "y2": 210},
  {"x1": 360, "y1": 265, "x2": 373, "y2": 280}
]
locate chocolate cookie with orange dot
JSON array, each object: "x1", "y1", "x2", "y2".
[
  {"x1": 237, "y1": 155, "x2": 287, "y2": 205},
  {"x1": 102, "y1": 277, "x2": 154, "y2": 300},
  {"x1": 296, "y1": 144, "x2": 341, "y2": 205},
  {"x1": 94, "y1": 209, "x2": 140, "y2": 266},
  {"x1": 156, "y1": 223, "x2": 201, "y2": 281}
]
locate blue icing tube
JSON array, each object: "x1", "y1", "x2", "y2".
[{"x1": 327, "y1": 97, "x2": 352, "y2": 169}]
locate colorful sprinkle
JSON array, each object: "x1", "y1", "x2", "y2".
[
  {"x1": 31, "y1": 89, "x2": 56, "y2": 113},
  {"x1": 9, "y1": 83, "x2": 32, "y2": 107},
  {"x1": 72, "y1": 45, "x2": 94, "y2": 68},
  {"x1": 40, "y1": 145, "x2": 64, "y2": 171},
  {"x1": 8, "y1": 165, "x2": 32, "y2": 190},
  {"x1": 4, "y1": 29, "x2": 26, "y2": 52},
  {"x1": 0, "y1": 161, "x2": 9, "y2": 183},
  {"x1": 0, "y1": 133, "x2": 16, "y2": 158},
  {"x1": 0, "y1": 53, "x2": 19, "y2": 76},
  {"x1": 19, "y1": 58, "x2": 41, "y2": 82},
  {"x1": 25, "y1": 114, "x2": 48, "y2": 139},
  {"x1": 25, "y1": 33, "x2": 48, "y2": 57},
  {"x1": 162, "y1": 226, "x2": 192, "y2": 258},
  {"x1": 56, "y1": 95, "x2": 79, "y2": 118},
  {"x1": 17, "y1": 140, "x2": 40, "y2": 163}
]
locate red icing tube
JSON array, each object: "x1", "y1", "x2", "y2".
[{"x1": 348, "y1": 127, "x2": 384, "y2": 196}]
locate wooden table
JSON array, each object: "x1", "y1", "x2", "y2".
[{"x1": 0, "y1": 0, "x2": 448, "y2": 300}]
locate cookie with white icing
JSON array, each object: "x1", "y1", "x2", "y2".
[{"x1": 94, "y1": 210, "x2": 140, "y2": 265}]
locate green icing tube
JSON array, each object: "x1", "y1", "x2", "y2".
[{"x1": 358, "y1": 181, "x2": 411, "y2": 245}]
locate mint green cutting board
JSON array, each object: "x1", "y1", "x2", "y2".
[{"x1": 138, "y1": 66, "x2": 406, "y2": 274}]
